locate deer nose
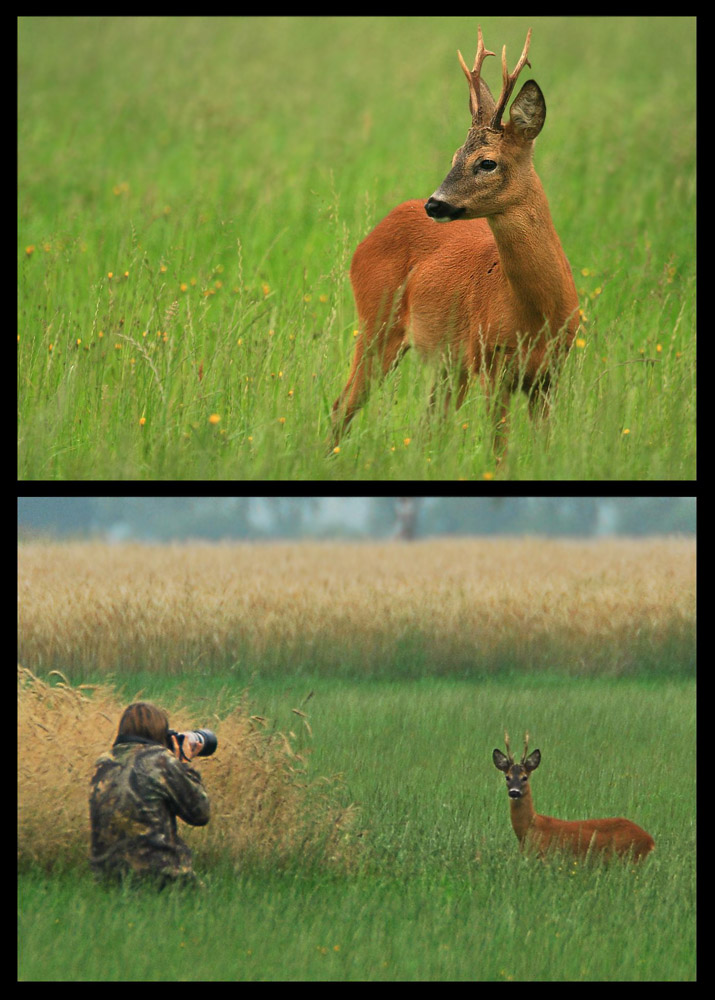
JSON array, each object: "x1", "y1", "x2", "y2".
[
  {"x1": 424, "y1": 197, "x2": 465, "y2": 222},
  {"x1": 508, "y1": 789, "x2": 522, "y2": 798}
]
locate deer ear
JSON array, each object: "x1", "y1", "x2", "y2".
[
  {"x1": 509, "y1": 80, "x2": 546, "y2": 140},
  {"x1": 477, "y1": 78, "x2": 496, "y2": 120},
  {"x1": 524, "y1": 749, "x2": 541, "y2": 771},
  {"x1": 493, "y1": 749, "x2": 509, "y2": 771}
]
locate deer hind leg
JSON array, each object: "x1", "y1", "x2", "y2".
[{"x1": 330, "y1": 312, "x2": 408, "y2": 449}]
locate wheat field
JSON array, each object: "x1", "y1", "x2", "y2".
[
  {"x1": 18, "y1": 538, "x2": 695, "y2": 679},
  {"x1": 18, "y1": 537, "x2": 695, "y2": 980}
]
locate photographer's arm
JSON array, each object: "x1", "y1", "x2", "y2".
[{"x1": 162, "y1": 752, "x2": 211, "y2": 827}]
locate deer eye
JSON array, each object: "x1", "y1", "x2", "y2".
[{"x1": 475, "y1": 159, "x2": 497, "y2": 173}]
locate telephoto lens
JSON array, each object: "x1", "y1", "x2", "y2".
[
  {"x1": 189, "y1": 729, "x2": 218, "y2": 757},
  {"x1": 170, "y1": 728, "x2": 218, "y2": 758}
]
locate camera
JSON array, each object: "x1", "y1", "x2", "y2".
[{"x1": 168, "y1": 728, "x2": 218, "y2": 760}]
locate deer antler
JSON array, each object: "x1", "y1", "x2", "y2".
[
  {"x1": 490, "y1": 28, "x2": 532, "y2": 131},
  {"x1": 504, "y1": 729, "x2": 514, "y2": 764},
  {"x1": 457, "y1": 25, "x2": 495, "y2": 124},
  {"x1": 522, "y1": 731, "x2": 530, "y2": 763}
]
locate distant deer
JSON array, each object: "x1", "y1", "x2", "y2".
[
  {"x1": 493, "y1": 731, "x2": 655, "y2": 860},
  {"x1": 331, "y1": 26, "x2": 579, "y2": 451}
]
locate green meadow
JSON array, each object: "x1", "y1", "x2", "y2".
[
  {"x1": 20, "y1": 673, "x2": 694, "y2": 981},
  {"x1": 18, "y1": 16, "x2": 695, "y2": 480},
  {"x1": 18, "y1": 539, "x2": 695, "y2": 979}
]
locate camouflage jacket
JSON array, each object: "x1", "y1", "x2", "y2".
[{"x1": 89, "y1": 738, "x2": 210, "y2": 886}]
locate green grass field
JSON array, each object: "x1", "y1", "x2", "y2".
[
  {"x1": 18, "y1": 539, "x2": 695, "y2": 979},
  {"x1": 19, "y1": 674, "x2": 694, "y2": 980},
  {"x1": 18, "y1": 16, "x2": 695, "y2": 480}
]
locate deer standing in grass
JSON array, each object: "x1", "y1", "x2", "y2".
[
  {"x1": 331, "y1": 27, "x2": 579, "y2": 451},
  {"x1": 493, "y1": 731, "x2": 655, "y2": 860}
]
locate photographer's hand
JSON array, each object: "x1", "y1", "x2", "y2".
[
  {"x1": 171, "y1": 733, "x2": 201, "y2": 762},
  {"x1": 181, "y1": 735, "x2": 201, "y2": 761}
]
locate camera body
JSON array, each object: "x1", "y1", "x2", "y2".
[{"x1": 168, "y1": 728, "x2": 218, "y2": 760}]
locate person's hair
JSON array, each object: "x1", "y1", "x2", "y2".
[{"x1": 116, "y1": 702, "x2": 171, "y2": 748}]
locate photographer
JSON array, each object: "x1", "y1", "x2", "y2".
[{"x1": 89, "y1": 702, "x2": 212, "y2": 888}]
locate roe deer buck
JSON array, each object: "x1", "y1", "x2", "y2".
[
  {"x1": 493, "y1": 731, "x2": 655, "y2": 860},
  {"x1": 331, "y1": 26, "x2": 579, "y2": 451}
]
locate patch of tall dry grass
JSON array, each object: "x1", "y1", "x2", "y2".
[
  {"x1": 17, "y1": 538, "x2": 695, "y2": 677},
  {"x1": 18, "y1": 667, "x2": 356, "y2": 874}
]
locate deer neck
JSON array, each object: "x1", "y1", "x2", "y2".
[
  {"x1": 509, "y1": 785, "x2": 537, "y2": 844},
  {"x1": 487, "y1": 176, "x2": 577, "y2": 333}
]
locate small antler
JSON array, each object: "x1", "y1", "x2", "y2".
[
  {"x1": 457, "y1": 25, "x2": 495, "y2": 124},
  {"x1": 490, "y1": 28, "x2": 532, "y2": 131},
  {"x1": 504, "y1": 729, "x2": 514, "y2": 764},
  {"x1": 522, "y1": 731, "x2": 530, "y2": 763}
]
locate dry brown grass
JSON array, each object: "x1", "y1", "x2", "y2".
[
  {"x1": 17, "y1": 538, "x2": 695, "y2": 677},
  {"x1": 18, "y1": 667, "x2": 356, "y2": 873}
]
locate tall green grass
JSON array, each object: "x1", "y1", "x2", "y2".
[
  {"x1": 19, "y1": 675, "x2": 694, "y2": 980},
  {"x1": 18, "y1": 16, "x2": 695, "y2": 479},
  {"x1": 18, "y1": 537, "x2": 695, "y2": 978}
]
